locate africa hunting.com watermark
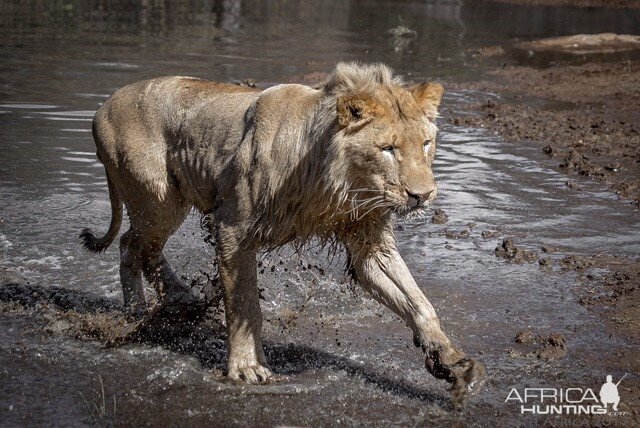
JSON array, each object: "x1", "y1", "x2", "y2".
[{"x1": 505, "y1": 374, "x2": 629, "y2": 416}]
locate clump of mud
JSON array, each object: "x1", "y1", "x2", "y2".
[
  {"x1": 560, "y1": 255, "x2": 594, "y2": 271},
  {"x1": 481, "y1": 230, "x2": 502, "y2": 239},
  {"x1": 444, "y1": 228, "x2": 470, "y2": 240},
  {"x1": 538, "y1": 257, "x2": 552, "y2": 268},
  {"x1": 495, "y1": 237, "x2": 537, "y2": 263},
  {"x1": 431, "y1": 208, "x2": 449, "y2": 224},
  {"x1": 514, "y1": 330, "x2": 536, "y2": 344},
  {"x1": 511, "y1": 330, "x2": 568, "y2": 360}
]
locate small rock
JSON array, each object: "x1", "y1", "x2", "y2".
[
  {"x1": 495, "y1": 237, "x2": 537, "y2": 263},
  {"x1": 561, "y1": 255, "x2": 594, "y2": 271},
  {"x1": 431, "y1": 208, "x2": 449, "y2": 224},
  {"x1": 537, "y1": 333, "x2": 567, "y2": 360},
  {"x1": 538, "y1": 257, "x2": 552, "y2": 267},
  {"x1": 235, "y1": 79, "x2": 257, "y2": 88},
  {"x1": 545, "y1": 333, "x2": 566, "y2": 348},
  {"x1": 515, "y1": 330, "x2": 535, "y2": 344},
  {"x1": 481, "y1": 230, "x2": 501, "y2": 239},
  {"x1": 565, "y1": 180, "x2": 580, "y2": 190},
  {"x1": 445, "y1": 229, "x2": 469, "y2": 239}
]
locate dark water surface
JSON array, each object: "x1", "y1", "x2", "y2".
[{"x1": 1, "y1": 1, "x2": 639, "y2": 426}]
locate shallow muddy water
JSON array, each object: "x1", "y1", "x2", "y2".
[{"x1": 1, "y1": 1, "x2": 639, "y2": 426}]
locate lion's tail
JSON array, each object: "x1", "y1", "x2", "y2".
[{"x1": 80, "y1": 176, "x2": 122, "y2": 253}]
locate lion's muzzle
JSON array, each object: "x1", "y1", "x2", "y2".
[{"x1": 406, "y1": 185, "x2": 438, "y2": 208}]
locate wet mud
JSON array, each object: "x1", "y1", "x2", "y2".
[
  {"x1": 453, "y1": 60, "x2": 640, "y2": 206},
  {"x1": 2, "y1": 1, "x2": 640, "y2": 426},
  {"x1": 451, "y1": 24, "x2": 640, "y2": 418},
  {"x1": 494, "y1": 238, "x2": 538, "y2": 263},
  {"x1": 512, "y1": 330, "x2": 567, "y2": 360},
  {"x1": 431, "y1": 209, "x2": 449, "y2": 225}
]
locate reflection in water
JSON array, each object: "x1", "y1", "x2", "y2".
[{"x1": 2, "y1": 1, "x2": 639, "y2": 89}]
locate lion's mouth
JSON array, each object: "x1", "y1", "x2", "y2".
[
  {"x1": 398, "y1": 206, "x2": 428, "y2": 221},
  {"x1": 394, "y1": 203, "x2": 428, "y2": 217},
  {"x1": 381, "y1": 189, "x2": 432, "y2": 218}
]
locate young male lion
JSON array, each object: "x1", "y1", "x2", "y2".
[{"x1": 81, "y1": 62, "x2": 485, "y2": 405}]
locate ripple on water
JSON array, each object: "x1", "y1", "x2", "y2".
[
  {"x1": 37, "y1": 110, "x2": 95, "y2": 117},
  {"x1": 92, "y1": 62, "x2": 140, "y2": 69},
  {"x1": 61, "y1": 128, "x2": 92, "y2": 133},
  {"x1": 60, "y1": 156, "x2": 99, "y2": 163},
  {"x1": 0, "y1": 103, "x2": 58, "y2": 109}
]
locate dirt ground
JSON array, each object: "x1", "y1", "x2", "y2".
[
  {"x1": 452, "y1": 60, "x2": 640, "y2": 206},
  {"x1": 450, "y1": 37, "x2": 640, "y2": 414}
]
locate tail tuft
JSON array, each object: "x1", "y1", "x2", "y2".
[
  {"x1": 79, "y1": 176, "x2": 123, "y2": 254},
  {"x1": 80, "y1": 228, "x2": 110, "y2": 253}
]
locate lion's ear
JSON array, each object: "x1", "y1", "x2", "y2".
[
  {"x1": 336, "y1": 93, "x2": 377, "y2": 128},
  {"x1": 411, "y1": 82, "x2": 444, "y2": 117}
]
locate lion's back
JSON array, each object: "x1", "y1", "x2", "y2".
[{"x1": 90, "y1": 76, "x2": 260, "y2": 207}]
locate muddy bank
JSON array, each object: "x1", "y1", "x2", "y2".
[
  {"x1": 450, "y1": 34, "x2": 640, "y2": 417},
  {"x1": 452, "y1": 59, "x2": 640, "y2": 206},
  {"x1": 568, "y1": 254, "x2": 640, "y2": 414}
]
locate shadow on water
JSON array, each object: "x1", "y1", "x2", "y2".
[{"x1": 0, "y1": 280, "x2": 449, "y2": 407}]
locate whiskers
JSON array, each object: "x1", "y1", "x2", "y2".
[
  {"x1": 344, "y1": 188, "x2": 394, "y2": 221},
  {"x1": 401, "y1": 207, "x2": 428, "y2": 222},
  {"x1": 394, "y1": 202, "x2": 431, "y2": 224}
]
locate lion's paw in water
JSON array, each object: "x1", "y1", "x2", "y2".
[
  {"x1": 425, "y1": 350, "x2": 487, "y2": 409},
  {"x1": 228, "y1": 361, "x2": 273, "y2": 384},
  {"x1": 448, "y1": 357, "x2": 487, "y2": 409},
  {"x1": 109, "y1": 291, "x2": 213, "y2": 346}
]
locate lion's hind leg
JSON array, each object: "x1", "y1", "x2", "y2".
[
  {"x1": 119, "y1": 228, "x2": 147, "y2": 316},
  {"x1": 128, "y1": 188, "x2": 209, "y2": 320},
  {"x1": 115, "y1": 163, "x2": 192, "y2": 315},
  {"x1": 141, "y1": 242, "x2": 210, "y2": 319}
]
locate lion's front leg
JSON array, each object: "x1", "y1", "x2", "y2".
[
  {"x1": 217, "y1": 231, "x2": 272, "y2": 383},
  {"x1": 348, "y1": 241, "x2": 486, "y2": 406}
]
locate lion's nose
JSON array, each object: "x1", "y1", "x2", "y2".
[{"x1": 407, "y1": 188, "x2": 437, "y2": 206}]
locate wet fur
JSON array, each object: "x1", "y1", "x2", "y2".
[{"x1": 81, "y1": 62, "x2": 485, "y2": 401}]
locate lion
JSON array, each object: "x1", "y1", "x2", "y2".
[{"x1": 80, "y1": 62, "x2": 486, "y2": 405}]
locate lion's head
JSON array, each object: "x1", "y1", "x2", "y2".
[{"x1": 324, "y1": 63, "x2": 444, "y2": 219}]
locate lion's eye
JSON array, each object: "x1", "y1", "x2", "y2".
[
  {"x1": 381, "y1": 145, "x2": 394, "y2": 153},
  {"x1": 423, "y1": 140, "x2": 432, "y2": 154}
]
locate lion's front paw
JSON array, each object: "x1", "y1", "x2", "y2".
[
  {"x1": 425, "y1": 348, "x2": 487, "y2": 409},
  {"x1": 449, "y1": 357, "x2": 487, "y2": 409},
  {"x1": 228, "y1": 362, "x2": 273, "y2": 384}
]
